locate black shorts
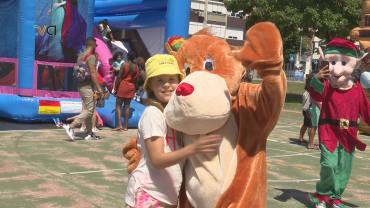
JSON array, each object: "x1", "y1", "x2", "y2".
[{"x1": 302, "y1": 110, "x2": 312, "y2": 128}]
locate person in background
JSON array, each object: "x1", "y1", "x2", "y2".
[
  {"x1": 135, "y1": 57, "x2": 148, "y2": 106},
  {"x1": 308, "y1": 71, "x2": 321, "y2": 150},
  {"x1": 112, "y1": 51, "x2": 139, "y2": 131},
  {"x1": 97, "y1": 19, "x2": 116, "y2": 52},
  {"x1": 299, "y1": 74, "x2": 313, "y2": 143},
  {"x1": 63, "y1": 37, "x2": 103, "y2": 140},
  {"x1": 111, "y1": 52, "x2": 125, "y2": 94}
]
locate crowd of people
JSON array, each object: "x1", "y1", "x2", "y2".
[{"x1": 58, "y1": 34, "x2": 148, "y2": 140}]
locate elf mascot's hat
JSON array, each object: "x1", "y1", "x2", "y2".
[{"x1": 324, "y1": 37, "x2": 364, "y2": 57}]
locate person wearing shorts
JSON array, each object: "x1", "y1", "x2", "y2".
[{"x1": 308, "y1": 97, "x2": 321, "y2": 149}]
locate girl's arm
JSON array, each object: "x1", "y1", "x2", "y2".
[{"x1": 145, "y1": 135, "x2": 221, "y2": 170}]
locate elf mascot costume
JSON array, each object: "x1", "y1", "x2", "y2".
[
  {"x1": 307, "y1": 38, "x2": 369, "y2": 208},
  {"x1": 123, "y1": 22, "x2": 287, "y2": 208}
]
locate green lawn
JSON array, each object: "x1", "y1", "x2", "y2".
[{"x1": 251, "y1": 80, "x2": 305, "y2": 110}]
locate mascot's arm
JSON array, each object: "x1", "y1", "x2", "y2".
[
  {"x1": 309, "y1": 75, "x2": 326, "y2": 102},
  {"x1": 233, "y1": 22, "x2": 287, "y2": 133},
  {"x1": 216, "y1": 22, "x2": 286, "y2": 208},
  {"x1": 122, "y1": 137, "x2": 141, "y2": 174}
]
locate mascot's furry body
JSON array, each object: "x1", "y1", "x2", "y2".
[{"x1": 123, "y1": 22, "x2": 287, "y2": 208}]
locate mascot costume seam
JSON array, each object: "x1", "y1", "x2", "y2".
[{"x1": 123, "y1": 22, "x2": 287, "y2": 208}]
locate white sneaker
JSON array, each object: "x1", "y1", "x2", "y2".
[
  {"x1": 63, "y1": 124, "x2": 75, "y2": 141},
  {"x1": 316, "y1": 201, "x2": 326, "y2": 208},
  {"x1": 85, "y1": 133, "x2": 100, "y2": 140},
  {"x1": 92, "y1": 127, "x2": 99, "y2": 133},
  {"x1": 80, "y1": 126, "x2": 86, "y2": 132},
  {"x1": 332, "y1": 204, "x2": 341, "y2": 208}
]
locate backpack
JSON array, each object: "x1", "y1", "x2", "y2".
[
  {"x1": 73, "y1": 53, "x2": 93, "y2": 83},
  {"x1": 302, "y1": 91, "x2": 311, "y2": 111}
]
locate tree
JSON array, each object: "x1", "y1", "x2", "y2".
[{"x1": 224, "y1": 0, "x2": 363, "y2": 63}]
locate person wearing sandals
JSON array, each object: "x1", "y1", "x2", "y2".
[
  {"x1": 299, "y1": 74, "x2": 313, "y2": 144},
  {"x1": 307, "y1": 70, "x2": 321, "y2": 150},
  {"x1": 112, "y1": 51, "x2": 139, "y2": 131}
]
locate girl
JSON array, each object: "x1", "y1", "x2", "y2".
[
  {"x1": 111, "y1": 52, "x2": 125, "y2": 94},
  {"x1": 112, "y1": 52, "x2": 125, "y2": 74},
  {"x1": 112, "y1": 51, "x2": 138, "y2": 131},
  {"x1": 125, "y1": 54, "x2": 221, "y2": 208}
]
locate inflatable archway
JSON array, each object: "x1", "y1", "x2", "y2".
[{"x1": 0, "y1": 0, "x2": 190, "y2": 128}]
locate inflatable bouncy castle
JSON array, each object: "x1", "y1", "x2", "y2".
[{"x1": 0, "y1": 0, "x2": 190, "y2": 128}]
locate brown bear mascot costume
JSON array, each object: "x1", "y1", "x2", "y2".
[{"x1": 123, "y1": 22, "x2": 287, "y2": 208}]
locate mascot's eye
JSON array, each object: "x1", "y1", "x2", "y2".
[
  {"x1": 204, "y1": 57, "x2": 214, "y2": 71},
  {"x1": 341, "y1": 61, "x2": 347, "y2": 66},
  {"x1": 332, "y1": 61, "x2": 337, "y2": 65},
  {"x1": 183, "y1": 63, "x2": 190, "y2": 76}
]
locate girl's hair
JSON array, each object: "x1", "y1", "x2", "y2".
[
  {"x1": 113, "y1": 52, "x2": 123, "y2": 62},
  {"x1": 127, "y1": 51, "x2": 136, "y2": 73},
  {"x1": 147, "y1": 90, "x2": 165, "y2": 112}
]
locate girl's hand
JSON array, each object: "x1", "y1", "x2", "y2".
[
  {"x1": 316, "y1": 65, "x2": 329, "y2": 80},
  {"x1": 66, "y1": 118, "x2": 72, "y2": 121},
  {"x1": 53, "y1": 3, "x2": 59, "y2": 7},
  {"x1": 47, "y1": 9, "x2": 51, "y2": 16},
  {"x1": 189, "y1": 134, "x2": 222, "y2": 154},
  {"x1": 136, "y1": 89, "x2": 141, "y2": 96}
]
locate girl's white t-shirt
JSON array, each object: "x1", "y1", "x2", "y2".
[{"x1": 125, "y1": 106, "x2": 185, "y2": 206}]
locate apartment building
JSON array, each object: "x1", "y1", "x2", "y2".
[{"x1": 189, "y1": 0, "x2": 246, "y2": 46}]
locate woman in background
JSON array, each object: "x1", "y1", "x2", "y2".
[{"x1": 112, "y1": 51, "x2": 139, "y2": 131}]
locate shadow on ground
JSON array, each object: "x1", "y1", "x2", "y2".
[
  {"x1": 0, "y1": 117, "x2": 56, "y2": 131},
  {"x1": 274, "y1": 188, "x2": 359, "y2": 208}
]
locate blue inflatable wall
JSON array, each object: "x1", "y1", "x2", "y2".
[{"x1": 0, "y1": 0, "x2": 191, "y2": 128}]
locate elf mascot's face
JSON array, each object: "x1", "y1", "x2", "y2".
[{"x1": 319, "y1": 46, "x2": 366, "y2": 89}]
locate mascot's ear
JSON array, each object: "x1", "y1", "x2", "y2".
[
  {"x1": 164, "y1": 42, "x2": 175, "y2": 55},
  {"x1": 319, "y1": 47, "x2": 325, "y2": 60},
  {"x1": 355, "y1": 52, "x2": 369, "y2": 69}
]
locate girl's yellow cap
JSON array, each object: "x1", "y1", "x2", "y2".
[{"x1": 144, "y1": 54, "x2": 184, "y2": 92}]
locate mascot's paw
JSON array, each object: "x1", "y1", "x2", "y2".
[
  {"x1": 233, "y1": 22, "x2": 283, "y2": 69},
  {"x1": 122, "y1": 137, "x2": 141, "y2": 174}
]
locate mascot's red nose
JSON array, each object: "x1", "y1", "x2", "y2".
[{"x1": 176, "y1": 83, "x2": 194, "y2": 96}]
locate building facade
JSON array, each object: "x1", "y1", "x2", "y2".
[{"x1": 189, "y1": 0, "x2": 246, "y2": 46}]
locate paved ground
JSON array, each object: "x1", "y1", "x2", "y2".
[{"x1": 0, "y1": 110, "x2": 369, "y2": 207}]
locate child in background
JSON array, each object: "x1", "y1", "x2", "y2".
[
  {"x1": 111, "y1": 52, "x2": 125, "y2": 94},
  {"x1": 125, "y1": 54, "x2": 221, "y2": 208}
]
